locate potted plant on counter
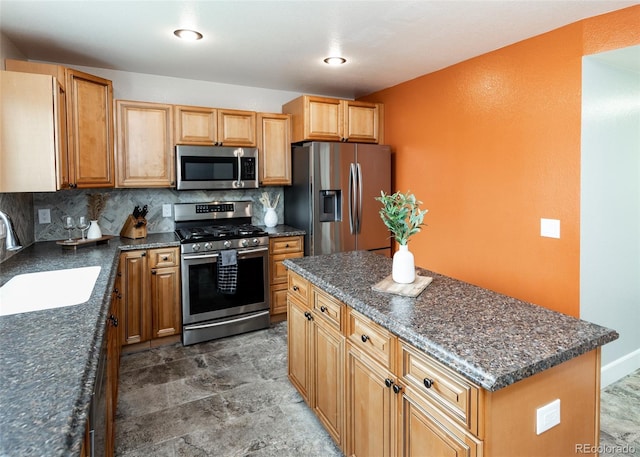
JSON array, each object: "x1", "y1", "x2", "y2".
[{"x1": 376, "y1": 190, "x2": 428, "y2": 283}]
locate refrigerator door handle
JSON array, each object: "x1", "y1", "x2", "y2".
[
  {"x1": 356, "y1": 163, "x2": 363, "y2": 234},
  {"x1": 349, "y1": 163, "x2": 357, "y2": 235}
]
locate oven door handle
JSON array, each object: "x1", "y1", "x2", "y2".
[
  {"x1": 185, "y1": 310, "x2": 270, "y2": 330},
  {"x1": 237, "y1": 247, "x2": 268, "y2": 256},
  {"x1": 182, "y1": 253, "x2": 220, "y2": 260}
]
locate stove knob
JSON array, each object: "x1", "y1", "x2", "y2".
[
  {"x1": 223, "y1": 240, "x2": 232, "y2": 249},
  {"x1": 241, "y1": 239, "x2": 249, "y2": 247},
  {"x1": 204, "y1": 242, "x2": 212, "y2": 251},
  {"x1": 252, "y1": 238, "x2": 260, "y2": 246},
  {"x1": 192, "y1": 243, "x2": 201, "y2": 252}
]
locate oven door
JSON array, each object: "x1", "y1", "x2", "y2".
[{"x1": 181, "y1": 246, "x2": 269, "y2": 325}]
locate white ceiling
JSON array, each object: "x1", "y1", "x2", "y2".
[{"x1": 1, "y1": 1, "x2": 637, "y2": 99}]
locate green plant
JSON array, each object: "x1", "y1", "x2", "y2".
[{"x1": 375, "y1": 191, "x2": 428, "y2": 246}]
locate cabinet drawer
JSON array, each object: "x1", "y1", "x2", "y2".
[
  {"x1": 347, "y1": 309, "x2": 395, "y2": 369},
  {"x1": 149, "y1": 247, "x2": 179, "y2": 268},
  {"x1": 313, "y1": 288, "x2": 343, "y2": 330},
  {"x1": 270, "y1": 236, "x2": 303, "y2": 255},
  {"x1": 399, "y1": 341, "x2": 480, "y2": 434},
  {"x1": 271, "y1": 252, "x2": 303, "y2": 284},
  {"x1": 271, "y1": 283, "x2": 288, "y2": 315},
  {"x1": 288, "y1": 271, "x2": 310, "y2": 305}
]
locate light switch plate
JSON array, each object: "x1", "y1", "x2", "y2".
[
  {"x1": 540, "y1": 218, "x2": 560, "y2": 238},
  {"x1": 38, "y1": 209, "x2": 51, "y2": 224},
  {"x1": 536, "y1": 399, "x2": 560, "y2": 434},
  {"x1": 162, "y1": 204, "x2": 172, "y2": 218}
]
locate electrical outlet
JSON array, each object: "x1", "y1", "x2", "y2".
[
  {"x1": 162, "y1": 204, "x2": 172, "y2": 218},
  {"x1": 536, "y1": 399, "x2": 560, "y2": 435},
  {"x1": 540, "y1": 218, "x2": 560, "y2": 238},
  {"x1": 38, "y1": 209, "x2": 51, "y2": 224}
]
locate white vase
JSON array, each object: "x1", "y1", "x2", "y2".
[
  {"x1": 392, "y1": 244, "x2": 415, "y2": 284},
  {"x1": 87, "y1": 220, "x2": 102, "y2": 239},
  {"x1": 264, "y1": 208, "x2": 278, "y2": 228}
]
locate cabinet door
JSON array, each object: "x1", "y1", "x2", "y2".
[
  {"x1": 120, "y1": 251, "x2": 150, "y2": 345},
  {"x1": 258, "y1": 113, "x2": 291, "y2": 185},
  {"x1": 0, "y1": 71, "x2": 59, "y2": 192},
  {"x1": 287, "y1": 297, "x2": 312, "y2": 403},
  {"x1": 66, "y1": 69, "x2": 114, "y2": 188},
  {"x1": 346, "y1": 345, "x2": 396, "y2": 457},
  {"x1": 116, "y1": 100, "x2": 174, "y2": 187},
  {"x1": 174, "y1": 105, "x2": 217, "y2": 145},
  {"x1": 150, "y1": 265, "x2": 181, "y2": 339},
  {"x1": 217, "y1": 109, "x2": 256, "y2": 146},
  {"x1": 400, "y1": 388, "x2": 481, "y2": 457},
  {"x1": 106, "y1": 293, "x2": 121, "y2": 456},
  {"x1": 343, "y1": 100, "x2": 379, "y2": 143},
  {"x1": 306, "y1": 96, "x2": 342, "y2": 141},
  {"x1": 313, "y1": 320, "x2": 344, "y2": 448}
]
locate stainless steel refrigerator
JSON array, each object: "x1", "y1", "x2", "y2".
[{"x1": 284, "y1": 142, "x2": 392, "y2": 257}]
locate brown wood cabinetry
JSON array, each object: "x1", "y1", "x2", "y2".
[
  {"x1": 175, "y1": 105, "x2": 256, "y2": 147},
  {"x1": 119, "y1": 247, "x2": 181, "y2": 349},
  {"x1": 282, "y1": 95, "x2": 382, "y2": 144},
  {"x1": 269, "y1": 236, "x2": 303, "y2": 320},
  {"x1": 257, "y1": 112, "x2": 291, "y2": 185},
  {"x1": 287, "y1": 271, "x2": 346, "y2": 450},
  {"x1": 105, "y1": 284, "x2": 121, "y2": 456},
  {"x1": 287, "y1": 270, "x2": 603, "y2": 457},
  {"x1": 4, "y1": 60, "x2": 114, "y2": 189},
  {"x1": 115, "y1": 100, "x2": 174, "y2": 187}
]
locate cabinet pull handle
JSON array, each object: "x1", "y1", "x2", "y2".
[
  {"x1": 423, "y1": 378, "x2": 434, "y2": 389},
  {"x1": 361, "y1": 334, "x2": 369, "y2": 343},
  {"x1": 304, "y1": 311, "x2": 313, "y2": 321},
  {"x1": 384, "y1": 378, "x2": 393, "y2": 388},
  {"x1": 393, "y1": 384, "x2": 402, "y2": 394},
  {"x1": 320, "y1": 306, "x2": 327, "y2": 313},
  {"x1": 151, "y1": 269, "x2": 156, "y2": 275}
]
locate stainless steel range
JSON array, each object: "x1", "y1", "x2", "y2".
[{"x1": 175, "y1": 201, "x2": 270, "y2": 345}]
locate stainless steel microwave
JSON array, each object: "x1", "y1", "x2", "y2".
[{"x1": 175, "y1": 145, "x2": 259, "y2": 190}]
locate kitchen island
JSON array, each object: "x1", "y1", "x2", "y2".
[{"x1": 283, "y1": 250, "x2": 618, "y2": 456}]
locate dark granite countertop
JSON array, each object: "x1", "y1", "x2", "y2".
[
  {"x1": 283, "y1": 250, "x2": 618, "y2": 392},
  {"x1": 0, "y1": 233, "x2": 179, "y2": 457},
  {"x1": 262, "y1": 224, "x2": 306, "y2": 238}
]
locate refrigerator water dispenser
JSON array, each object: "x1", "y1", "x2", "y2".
[{"x1": 319, "y1": 190, "x2": 341, "y2": 222}]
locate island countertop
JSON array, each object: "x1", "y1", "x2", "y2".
[{"x1": 283, "y1": 250, "x2": 618, "y2": 392}]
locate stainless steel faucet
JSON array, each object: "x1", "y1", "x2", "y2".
[{"x1": 0, "y1": 210, "x2": 22, "y2": 251}]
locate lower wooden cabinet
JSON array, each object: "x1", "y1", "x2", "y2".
[
  {"x1": 269, "y1": 236, "x2": 303, "y2": 320},
  {"x1": 119, "y1": 247, "x2": 181, "y2": 348}
]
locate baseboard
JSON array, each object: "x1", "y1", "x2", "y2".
[{"x1": 600, "y1": 348, "x2": 640, "y2": 389}]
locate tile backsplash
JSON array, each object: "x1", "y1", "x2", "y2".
[
  {"x1": 33, "y1": 188, "x2": 285, "y2": 242},
  {"x1": 0, "y1": 192, "x2": 34, "y2": 262}
]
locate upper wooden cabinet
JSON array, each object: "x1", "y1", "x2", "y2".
[
  {"x1": 116, "y1": 100, "x2": 174, "y2": 188},
  {"x1": 175, "y1": 105, "x2": 256, "y2": 147},
  {"x1": 5, "y1": 59, "x2": 114, "y2": 189},
  {"x1": 282, "y1": 95, "x2": 382, "y2": 144},
  {"x1": 0, "y1": 71, "x2": 63, "y2": 192},
  {"x1": 258, "y1": 113, "x2": 291, "y2": 186}
]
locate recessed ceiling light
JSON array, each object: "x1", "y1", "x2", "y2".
[
  {"x1": 174, "y1": 29, "x2": 203, "y2": 41},
  {"x1": 324, "y1": 56, "x2": 347, "y2": 66}
]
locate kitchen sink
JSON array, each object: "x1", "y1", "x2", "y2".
[{"x1": 0, "y1": 266, "x2": 101, "y2": 317}]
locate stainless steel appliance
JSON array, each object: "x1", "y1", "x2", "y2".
[
  {"x1": 284, "y1": 142, "x2": 392, "y2": 256},
  {"x1": 175, "y1": 201, "x2": 269, "y2": 345},
  {"x1": 175, "y1": 145, "x2": 259, "y2": 190}
]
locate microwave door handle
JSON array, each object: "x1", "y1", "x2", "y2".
[{"x1": 234, "y1": 148, "x2": 244, "y2": 188}]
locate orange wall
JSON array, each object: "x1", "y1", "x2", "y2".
[{"x1": 361, "y1": 6, "x2": 640, "y2": 317}]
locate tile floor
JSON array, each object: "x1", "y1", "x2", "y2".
[{"x1": 115, "y1": 323, "x2": 639, "y2": 456}]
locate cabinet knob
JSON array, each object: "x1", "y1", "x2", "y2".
[
  {"x1": 161, "y1": 256, "x2": 168, "y2": 261},
  {"x1": 292, "y1": 285, "x2": 299, "y2": 291},
  {"x1": 393, "y1": 384, "x2": 402, "y2": 394},
  {"x1": 304, "y1": 311, "x2": 313, "y2": 321},
  {"x1": 151, "y1": 269, "x2": 156, "y2": 275},
  {"x1": 141, "y1": 252, "x2": 146, "y2": 257},
  {"x1": 361, "y1": 334, "x2": 369, "y2": 343},
  {"x1": 285, "y1": 243, "x2": 290, "y2": 248},
  {"x1": 423, "y1": 378, "x2": 434, "y2": 389},
  {"x1": 384, "y1": 378, "x2": 393, "y2": 388},
  {"x1": 109, "y1": 314, "x2": 118, "y2": 327},
  {"x1": 320, "y1": 306, "x2": 327, "y2": 313}
]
